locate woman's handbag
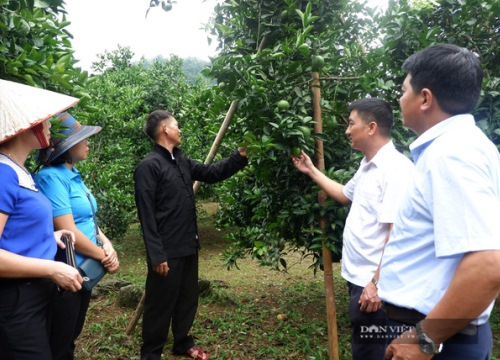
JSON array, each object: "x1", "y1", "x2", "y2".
[
  {"x1": 79, "y1": 256, "x2": 107, "y2": 291},
  {"x1": 79, "y1": 193, "x2": 107, "y2": 291},
  {"x1": 55, "y1": 234, "x2": 77, "y2": 268}
]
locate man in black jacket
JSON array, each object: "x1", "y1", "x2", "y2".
[{"x1": 134, "y1": 110, "x2": 248, "y2": 360}]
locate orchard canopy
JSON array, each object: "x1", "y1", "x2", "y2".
[{"x1": 1, "y1": 0, "x2": 498, "y2": 269}]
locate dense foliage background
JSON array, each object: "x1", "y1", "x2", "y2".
[{"x1": 1, "y1": 0, "x2": 498, "y2": 270}]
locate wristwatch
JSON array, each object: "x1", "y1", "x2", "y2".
[
  {"x1": 371, "y1": 277, "x2": 378, "y2": 288},
  {"x1": 415, "y1": 320, "x2": 443, "y2": 354}
]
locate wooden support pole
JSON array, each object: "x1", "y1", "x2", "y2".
[
  {"x1": 125, "y1": 100, "x2": 239, "y2": 335},
  {"x1": 193, "y1": 100, "x2": 239, "y2": 194},
  {"x1": 312, "y1": 72, "x2": 339, "y2": 360}
]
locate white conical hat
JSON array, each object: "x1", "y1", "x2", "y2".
[{"x1": 0, "y1": 79, "x2": 80, "y2": 144}]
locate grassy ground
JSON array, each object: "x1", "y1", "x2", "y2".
[{"x1": 76, "y1": 201, "x2": 500, "y2": 359}]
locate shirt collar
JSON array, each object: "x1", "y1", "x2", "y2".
[
  {"x1": 409, "y1": 114, "x2": 474, "y2": 162},
  {"x1": 361, "y1": 140, "x2": 395, "y2": 168},
  {"x1": 153, "y1": 143, "x2": 181, "y2": 161},
  {"x1": 55, "y1": 163, "x2": 81, "y2": 180}
]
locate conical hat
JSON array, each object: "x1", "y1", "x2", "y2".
[{"x1": 0, "y1": 79, "x2": 80, "y2": 144}]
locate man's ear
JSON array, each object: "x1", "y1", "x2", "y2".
[
  {"x1": 420, "y1": 88, "x2": 434, "y2": 111},
  {"x1": 368, "y1": 121, "x2": 377, "y2": 135}
]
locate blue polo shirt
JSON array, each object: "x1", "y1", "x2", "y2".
[
  {"x1": 0, "y1": 162, "x2": 56, "y2": 260},
  {"x1": 35, "y1": 165, "x2": 99, "y2": 265},
  {"x1": 379, "y1": 114, "x2": 500, "y2": 325}
]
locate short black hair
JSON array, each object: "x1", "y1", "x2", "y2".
[
  {"x1": 144, "y1": 110, "x2": 173, "y2": 141},
  {"x1": 402, "y1": 44, "x2": 482, "y2": 115},
  {"x1": 348, "y1": 98, "x2": 393, "y2": 137}
]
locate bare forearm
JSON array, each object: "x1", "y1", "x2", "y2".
[
  {"x1": 0, "y1": 250, "x2": 64, "y2": 279},
  {"x1": 374, "y1": 224, "x2": 393, "y2": 281},
  {"x1": 424, "y1": 250, "x2": 500, "y2": 343},
  {"x1": 360, "y1": 224, "x2": 392, "y2": 312},
  {"x1": 54, "y1": 214, "x2": 105, "y2": 260},
  {"x1": 72, "y1": 228, "x2": 106, "y2": 260},
  {"x1": 98, "y1": 228, "x2": 112, "y2": 246},
  {"x1": 309, "y1": 167, "x2": 350, "y2": 204}
]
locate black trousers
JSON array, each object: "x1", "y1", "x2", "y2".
[
  {"x1": 347, "y1": 282, "x2": 386, "y2": 360},
  {"x1": 0, "y1": 278, "x2": 56, "y2": 360},
  {"x1": 141, "y1": 254, "x2": 199, "y2": 360},
  {"x1": 49, "y1": 288, "x2": 92, "y2": 360}
]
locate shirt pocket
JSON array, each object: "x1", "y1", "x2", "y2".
[{"x1": 356, "y1": 186, "x2": 382, "y2": 214}]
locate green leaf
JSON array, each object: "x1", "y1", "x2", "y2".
[
  {"x1": 295, "y1": 9, "x2": 305, "y2": 22},
  {"x1": 34, "y1": 0, "x2": 53, "y2": 7}
]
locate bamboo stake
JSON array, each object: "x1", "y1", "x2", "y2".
[
  {"x1": 193, "y1": 100, "x2": 239, "y2": 194},
  {"x1": 125, "y1": 100, "x2": 239, "y2": 335},
  {"x1": 312, "y1": 72, "x2": 339, "y2": 360}
]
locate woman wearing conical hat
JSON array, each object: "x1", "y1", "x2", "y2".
[{"x1": 0, "y1": 80, "x2": 83, "y2": 359}]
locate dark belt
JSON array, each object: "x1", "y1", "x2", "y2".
[
  {"x1": 384, "y1": 302, "x2": 425, "y2": 325},
  {"x1": 0, "y1": 278, "x2": 40, "y2": 287},
  {"x1": 384, "y1": 302, "x2": 478, "y2": 336}
]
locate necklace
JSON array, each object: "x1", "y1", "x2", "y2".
[{"x1": 0, "y1": 151, "x2": 29, "y2": 174}]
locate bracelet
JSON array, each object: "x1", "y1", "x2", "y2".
[{"x1": 371, "y1": 277, "x2": 378, "y2": 288}]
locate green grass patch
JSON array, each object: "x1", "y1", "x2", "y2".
[{"x1": 76, "y1": 201, "x2": 500, "y2": 359}]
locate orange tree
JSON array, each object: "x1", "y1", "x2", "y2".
[
  {"x1": 193, "y1": 0, "x2": 499, "y2": 271},
  {"x1": 0, "y1": 0, "x2": 90, "y2": 105},
  {"x1": 202, "y1": 0, "x2": 396, "y2": 270},
  {"x1": 380, "y1": 0, "x2": 499, "y2": 146},
  {"x1": 4, "y1": 0, "x2": 497, "y2": 259}
]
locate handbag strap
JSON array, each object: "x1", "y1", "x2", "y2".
[{"x1": 86, "y1": 192, "x2": 103, "y2": 247}]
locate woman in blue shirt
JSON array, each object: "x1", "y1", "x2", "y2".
[
  {"x1": 36, "y1": 112, "x2": 119, "y2": 360},
  {"x1": 0, "y1": 80, "x2": 82, "y2": 359}
]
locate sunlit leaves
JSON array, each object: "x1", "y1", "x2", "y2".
[
  {"x1": 206, "y1": 0, "x2": 499, "y2": 271},
  {"x1": 0, "y1": 3, "x2": 87, "y2": 93}
]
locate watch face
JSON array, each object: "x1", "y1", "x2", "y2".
[
  {"x1": 419, "y1": 342, "x2": 436, "y2": 354},
  {"x1": 416, "y1": 322, "x2": 442, "y2": 354}
]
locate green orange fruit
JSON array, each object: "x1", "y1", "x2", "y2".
[
  {"x1": 312, "y1": 55, "x2": 325, "y2": 71},
  {"x1": 291, "y1": 147, "x2": 301, "y2": 157},
  {"x1": 277, "y1": 100, "x2": 290, "y2": 110},
  {"x1": 297, "y1": 126, "x2": 311, "y2": 138},
  {"x1": 336, "y1": 207, "x2": 347, "y2": 219},
  {"x1": 299, "y1": 43, "x2": 310, "y2": 51},
  {"x1": 298, "y1": 43, "x2": 310, "y2": 56}
]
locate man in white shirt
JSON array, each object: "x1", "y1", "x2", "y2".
[
  {"x1": 292, "y1": 97, "x2": 414, "y2": 360},
  {"x1": 379, "y1": 44, "x2": 500, "y2": 359}
]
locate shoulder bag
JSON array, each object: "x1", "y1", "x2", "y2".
[{"x1": 78, "y1": 193, "x2": 107, "y2": 291}]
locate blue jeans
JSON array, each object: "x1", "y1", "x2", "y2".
[{"x1": 385, "y1": 318, "x2": 492, "y2": 360}]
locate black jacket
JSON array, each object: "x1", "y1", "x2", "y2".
[{"x1": 134, "y1": 143, "x2": 248, "y2": 264}]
